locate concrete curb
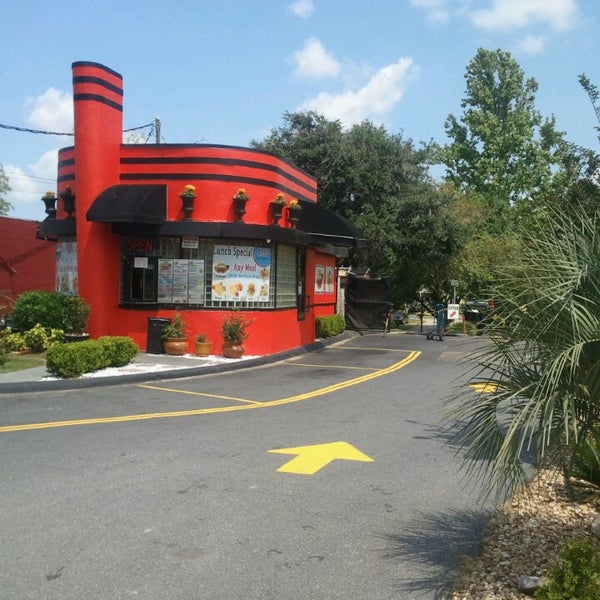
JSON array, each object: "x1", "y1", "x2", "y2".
[{"x1": 0, "y1": 333, "x2": 356, "y2": 395}]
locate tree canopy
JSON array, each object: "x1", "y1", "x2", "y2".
[{"x1": 252, "y1": 111, "x2": 459, "y2": 303}]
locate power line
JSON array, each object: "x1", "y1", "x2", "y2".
[{"x1": 0, "y1": 121, "x2": 155, "y2": 136}]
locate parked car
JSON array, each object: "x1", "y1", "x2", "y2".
[{"x1": 464, "y1": 301, "x2": 491, "y2": 328}]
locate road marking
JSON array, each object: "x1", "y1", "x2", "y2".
[
  {"x1": 287, "y1": 362, "x2": 380, "y2": 371},
  {"x1": 470, "y1": 382, "x2": 499, "y2": 393},
  {"x1": 269, "y1": 441, "x2": 373, "y2": 475},
  {"x1": 136, "y1": 386, "x2": 261, "y2": 404},
  {"x1": 0, "y1": 350, "x2": 420, "y2": 433}
]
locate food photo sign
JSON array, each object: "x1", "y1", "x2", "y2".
[{"x1": 211, "y1": 244, "x2": 271, "y2": 302}]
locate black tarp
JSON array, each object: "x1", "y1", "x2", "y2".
[{"x1": 344, "y1": 273, "x2": 392, "y2": 330}]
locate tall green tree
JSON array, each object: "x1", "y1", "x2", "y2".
[
  {"x1": 440, "y1": 48, "x2": 560, "y2": 231},
  {"x1": 253, "y1": 111, "x2": 458, "y2": 302},
  {"x1": 0, "y1": 164, "x2": 12, "y2": 215}
]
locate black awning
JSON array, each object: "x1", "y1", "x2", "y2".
[
  {"x1": 297, "y1": 199, "x2": 366, "y2": 248},
  {"x1": 86, "y1": 184, "x2": 167, "y2": 224}
]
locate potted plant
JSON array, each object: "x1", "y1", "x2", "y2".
[
  {"x1": 179, "y1": 184, "x2": 196, "y2": 220},
  {"x1": 287, "y1": 197, "x2": 301, "y2": 227},
  {"x1": 233, "y1": 188, "x2": 250, "y2": 222},
  {"x1": 194, "y1": 333, "x2": 211, "y2": 357},
  {"x1": 221, "y1": 311, "x2": 253, "y2": 358},
  {"x1": 161, "y1": 312, "x2": 189, "y2": 355},
  {"x1": 270, "y1": 192, "x2": 286, "y2": 225},
  {"x1": 63, "y1": 295, "x2": 91, "y2": 342}
]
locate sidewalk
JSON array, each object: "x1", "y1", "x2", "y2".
[{"x1": 0, "y1": 338, "x2": 336, "y2": 394}]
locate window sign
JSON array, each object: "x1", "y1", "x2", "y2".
[
  {"x1": 157, "y1": 259, "x2": 174, "y2": 303},
  {"x1": 212, "y1": 244, "x2": 271, "y2": 302},
  {"x1": 134, "y1": 256, "x2": 148, "y2": 269},
  {"x1": 56, "y1": 241, "x2": 78, "y2": 295},
  {"x1": 172, "y1": 259, "x2": 189, "y2": 304},
  {"x1": 325, "y1": 266, "x2": 335, "y2": 293},
  {"x1": 315, "y1": 265, "x2": 325, "y2": 294},
  {"x1": 182, "y1": 236, "x2": 199, "y2": 249},
  {"x1": 188, "y1": 259, "x2": 205, "y2": 304}
]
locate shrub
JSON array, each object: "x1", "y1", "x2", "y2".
[
  {"x1": 0, "y1": 337, "x2": 7, "y2": 366},
  {"x1": 1, "y1": 329, "x2": 26, "y2": 351},
  {"x1": 62, "y1": 295, "x2": 91, "y2": 334},
  {"x1": 315, "y1": 314, "x2": 346, "y2": 338},
  {"x1": 446, "y1": 320, "x2": 478, "y2": 336},
  {"x1": 11, "y1": 291, "x2": 67, "y2": 331},
  {"x1": 97, "y1": 336, "x2": 139, "y2": 367},
  {"x1": 46, "y1": 336, "x2": 139, "y2": 378},
  {"x1": 10, "y1": 291, "x2": 90, "y2": 334},
  {"x1": 536, "y1": 537, "x2": 600, "y2": 599},
  {"x1": 22, "y1": 324, "x2": 64, "y2": 352},
  {"x1": 46, "y1": 340, "x2": 109, "y2": 378}
]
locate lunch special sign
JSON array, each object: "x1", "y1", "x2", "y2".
[{"x1": 211, "y1": 245, "x2": 272, "y2": 302}]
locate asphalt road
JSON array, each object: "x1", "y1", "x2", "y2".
[{"x1": 0, "y1": 331, "x2": 492, "y2": 600}]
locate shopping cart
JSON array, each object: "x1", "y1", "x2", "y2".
[{"x1": 426, "y1": 304, "x2": 445, "y2": 341}]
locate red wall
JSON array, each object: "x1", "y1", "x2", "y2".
[{"x1": 0, "y1": 217, "x2": 55, "y2": 312}]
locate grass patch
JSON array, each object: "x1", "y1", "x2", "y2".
[{"x1": 0, "y1": 352, "x2": 47, "y2": 374}]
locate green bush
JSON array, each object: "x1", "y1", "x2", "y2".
[
  {"x1": 0, "y1": 336, "x2": 7, "y2": 366},
  {"x1": 446, "y1": 320, "x2": 478, "y2": 335},
  {"x1": 46, "y1": 336, "x2": 139, "y2": 378},
  {"x1": 315, "y1": 314, "x2": 346, "y2": 338},
  {"x1": 10, "y1": 291, "x2": 90, "y2": 334},
  {"x1": 536, "y1": 537, "x2": 600, "y2": 599},
  {"x1": 22, "y1": 324, "x2": 65, "y2": 353},
  {"x1": 97, "y1": 336, "x2": 139, "y2": 367},
  {"x1": 11, "y1": 291, "x2": 67, "y2": 331},
  {"x1": 62, "y1": 295, "x2": 90, "y2": 334},
  {"x1": 1, "y1": 329, "x2": 26, "y2": 351},
  {"x1": 46, "y1": 340, "x2": 109, "y2": 378}
]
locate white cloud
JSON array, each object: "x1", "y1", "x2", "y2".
[
  {"x1": 25, "y1": 88, "x2": 73, "y2": 133},
  {"x1": 516, "y1": 34, "x2": 546, "y2": 54},
  {"x1": 470, "y1": 0, "x2": 578, "y2": 32},
  {"x1": 298, "y1": 57, "x2": 415, "y2": 127},
  {"x1": 4, "y1": 149, "x2": 59, "y2": 220},
  {"x1": 410, "y1": 0, "x2": 452, "y2": 23},
  {"x1": 293, "y1": 37, "x2": 341, "y2": 79},
  {"x1": 289, "y1": 0, "x2": 314, "y2": 18}
]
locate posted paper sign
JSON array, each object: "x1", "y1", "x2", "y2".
[
  {"x1": 211, "y1": 245, "x2": 272, "y2": 302},
  {"x1": 447, "y1": 303, "x2": 460, "y2": 320}
]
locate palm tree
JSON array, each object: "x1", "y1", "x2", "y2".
[{"x1": 446, "y1": 206, "x2": 600, "y2": 500}]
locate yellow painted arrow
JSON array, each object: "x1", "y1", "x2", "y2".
[{"x1": 269, "y1": 441, "x2": 374, "y2": 475}]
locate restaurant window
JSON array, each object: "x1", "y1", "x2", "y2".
[{"x1": 120, "y1": 237, "x2": 299, "y2": 310}]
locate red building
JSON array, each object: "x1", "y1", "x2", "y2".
[
  {"x1": 38, "y1": 61, "x2": 364, "y2": 355},
  {"x1": 0, "y1": 216, "x2": 55, "y2": 315}
]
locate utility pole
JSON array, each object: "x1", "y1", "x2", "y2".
[{"x1": 154, "y1": 118, "x2": 161, "y2": 144}]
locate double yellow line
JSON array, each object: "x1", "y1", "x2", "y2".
[{"x1": 0, "y1": 350, "x2": 420, "y2": 433}]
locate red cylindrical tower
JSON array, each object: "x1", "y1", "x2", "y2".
[{"x1": 72, "y1": 61, "x2": 123, "y2": 337}]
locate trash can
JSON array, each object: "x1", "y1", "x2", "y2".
[{"x1": 146, "y1": 317, "x2": 171, "y2": 354}]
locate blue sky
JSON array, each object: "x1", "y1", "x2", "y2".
[{"x1": 1, "y1": 0, "x2": 598, "y2": 221}]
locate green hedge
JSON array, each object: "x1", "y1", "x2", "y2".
[
  {"x1": 315, "y1": 314, "x2": 346, "y2": 338},
  {"x1": 97, "y1": 336, "x2": 139, "y2": 367},
  {"x1": 11, "y1": 291, "x2": 90, "y2": 333},
  {"x1": 46, "y1": 336, "x2": 139, "y2": 378}
]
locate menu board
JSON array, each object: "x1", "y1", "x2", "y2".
[
  {"x1": 211, "y1": 245, "x2": 271, "y2": 302},
  {"x1": 187, "y1": 259, "x2": 205, "y2": 304},
  {"x1": 157, "y1": 259, "x2": 173, "y2": 303},
  {"x1": 172, "y1": 259, "x2": 189, "y2": 304},
  {"x1": 158, "y1": 258, "x2": 205, "y2": 304}
]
